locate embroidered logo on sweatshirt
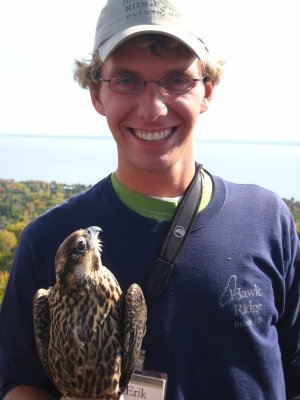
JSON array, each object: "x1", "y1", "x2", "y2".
[{"x1": 219, "y1": 275, "x2": 263, "y2": 329}]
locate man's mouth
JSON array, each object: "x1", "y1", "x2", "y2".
[{"x1": 133, "y1": 128, "x2": 173, "y2": 142}]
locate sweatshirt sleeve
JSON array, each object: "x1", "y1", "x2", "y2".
[{"x1": 0, "y1": 225, "x2": 59, "y2": 398}]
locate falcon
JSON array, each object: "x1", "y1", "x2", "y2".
[{"x1": 33, "y1": 226, "x2": 147, "y2": 399}]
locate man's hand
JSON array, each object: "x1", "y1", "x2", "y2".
[
  {"x1": 4, "y1": 385, "x2": 58, "y2": 399},
  {"x1": 61, "y1": 396, "x2": 125, "y2": 399},
  {"x1": 4, "y1": 387, "x2": 125, "y2": 399}
]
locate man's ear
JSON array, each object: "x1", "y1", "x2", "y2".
[
  {"x1": 200, "y1": 80, "x2": 214, "y2": 114},
  {"x1": 90, "y1": 89, "x2": 106, "y2": 116}
]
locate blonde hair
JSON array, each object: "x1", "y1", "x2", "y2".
[{"x1": 74, "y1": 35, "x2": 225, "y2": 91}]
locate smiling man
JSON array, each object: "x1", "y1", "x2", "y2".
[
  {"x1": 1, "y1": 1, "x2": 300, "y2": 400},
  {"x1": 90, "y1": 38, "x2": 213, "y2": 196}
]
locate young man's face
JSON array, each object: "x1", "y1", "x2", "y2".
[{"x1": 91, "y1": 40, "x2": 213, "y2": 178}]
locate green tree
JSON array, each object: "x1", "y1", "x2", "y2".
[
  {"x1": 0, "y1": 271, "x2": 9, "y2": 305},
  {"x1": 0, "y1": 230, "x2": 17, "y2": 254},
  {"x1": 0, "y1": 230, "x2": 17, "y2": 271},
  {"x1": 283, "y1": 198, "x2": 300, "y2": 239}
]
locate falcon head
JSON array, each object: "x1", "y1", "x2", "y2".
[{"x1": 55, "y1": 226, "x2": 102, "y2": 289}]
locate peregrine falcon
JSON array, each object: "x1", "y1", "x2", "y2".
[{"x1": 33, "y1": 226, "x2": 147, "y2": 399}]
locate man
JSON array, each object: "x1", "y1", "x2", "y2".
[{"x1": 1, "y1": 1, "x2": 300, "y2": 399}]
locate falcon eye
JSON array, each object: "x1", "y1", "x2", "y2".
[{"x1": 76, "y1": 237, "x2": 87, "y2": 252}]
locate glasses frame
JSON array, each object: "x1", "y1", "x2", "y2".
[{"x1": 97, "y1": 75, "x2": 206, "y2": 94}]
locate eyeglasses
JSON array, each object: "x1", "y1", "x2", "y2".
[{"x1": 97, "y1": 75, "x2": 206, "y2": 94}]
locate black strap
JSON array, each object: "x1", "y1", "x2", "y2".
[{"x1": 145, "y1": 163, "x2": 203, "y2": 306}]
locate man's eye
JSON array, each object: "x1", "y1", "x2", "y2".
[
  {"x1": 116, "y1": 76, "x2": 135, "y2": 86},
  {"x1": 168, "y1": 77, "x2": 188, "y2": 86}
]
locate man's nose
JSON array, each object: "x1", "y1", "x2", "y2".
[{"x1": 136, "y1": 83, "x2": 168, "y2": 121}]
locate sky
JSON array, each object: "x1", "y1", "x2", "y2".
[{"x1": 0, "y1": 0, "x2": 300, "y2": 143}]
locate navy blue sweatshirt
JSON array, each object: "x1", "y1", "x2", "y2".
[{"x1": 1, "y1": 174, "x2": 300, "y2": 399}]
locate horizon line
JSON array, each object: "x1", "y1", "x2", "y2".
[{"x1": 0, "y1": 132, "x2": 299, "y2": 147}]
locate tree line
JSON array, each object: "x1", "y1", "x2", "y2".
[{"x1": 0, "y1": 178, "x2": 300, "y2": 304}]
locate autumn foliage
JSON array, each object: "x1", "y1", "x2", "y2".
[
  {"x1": 0, "y1": 271, "x2": 9, "y2": 305},
  {"x1": 0, "y1": 179, "x2": 91, "y2": 304}
]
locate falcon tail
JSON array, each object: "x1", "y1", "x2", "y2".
[
  {"x1": 119, "y1": 284, "x2": 147, "y2": 392},
  {"x1": 33, "y1": 288, "x2": 52, "y2": 379}
]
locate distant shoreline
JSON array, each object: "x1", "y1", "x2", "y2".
[
  {"x1": 0, "y1": 133, "x2": 299, "y2": 147},
  {"x1": 1, "y1": 134, "x2": 299, "y2": 199}
]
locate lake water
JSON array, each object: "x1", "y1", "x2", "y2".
[{"x1": 0, "y1": 134, "x2": 299, "y2": 199}]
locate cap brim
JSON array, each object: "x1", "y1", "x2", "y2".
[{"x1": 97, "y1": 25, "x2": 207, "y2": 61}]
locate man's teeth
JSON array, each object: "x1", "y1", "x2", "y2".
[{"x1": 134, "y1": 128, "x2": 172, "y2": 141}]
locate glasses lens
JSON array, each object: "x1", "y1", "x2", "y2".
[
  {"x1": 111, "y1": 76, "x2": 143, "y2": 93},
  {"x1": 161, "y1": 76, "x2": 193, "y2": 93}
]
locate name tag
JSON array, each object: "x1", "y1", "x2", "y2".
[{"x1": 124, "y1": 371, "x2": 168, "y2": 400}]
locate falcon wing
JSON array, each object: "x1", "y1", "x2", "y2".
[
  {"x1": 33, "y1": 288, "x2": 51, "y2": 379},
  {"x1": 119, "y1": 283, "x2": 147, "y2": 391}
]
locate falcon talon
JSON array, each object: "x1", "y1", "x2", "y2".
[{"x1": 33, "y1": 226, "x2": 147, "y2": 399}]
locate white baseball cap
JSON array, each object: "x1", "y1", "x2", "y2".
[{"x1": 93, "y1": 0, "x2": 208, "y2": 61}]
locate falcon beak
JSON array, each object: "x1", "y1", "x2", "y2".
[{"x1": 86, "y1": 226, "x2": 102, "y2": 239}]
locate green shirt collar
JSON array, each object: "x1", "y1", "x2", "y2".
[{"x1": 111, "y1": 169, "x2": 213, "y2": 221}]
